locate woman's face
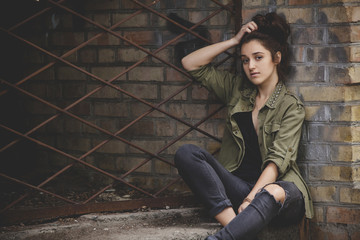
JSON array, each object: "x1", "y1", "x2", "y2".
[{"x1": 240, "y1": 40, "x2": 280, "y2": 88}]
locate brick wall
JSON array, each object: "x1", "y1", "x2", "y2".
[
  {"x1": 241, "y1": 0, "x2": 360, "y2": 239},
  {"x1": 6, "y1": 0, "x2": 359, "y2": 238},
  {"x1": 18, "y1": 0, "x2": 234, "y2": 193}
]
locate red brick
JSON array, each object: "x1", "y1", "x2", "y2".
[
  {"x1": 57, "y1": 136, "x2": 91, "y2": 152},
  {"x1": 209, "y1": 29, "x2": 223, "y2": 44},
  {"x1": 326, "y1": 206, "x2": 360, "y2": 224},
  {"x1": 351, "y1": 231, "x2": 360, "y2": 240},
  {"x1": 124, "y1": 31, "x2": 159, "y2": 45},
  {"x1": 91, "y1": 66, "x2": 126, "y2": 81},
  {"x1": 87, "y1": 84, "x2": 123, "y2": 99},
  {"x1": 191, "y1": 85, "x2": 209, "y2": 100},
  {"x1": 113, "y1": 13, "x2": 148, "y2": 28},
  {"x1": 129, "y1": 66, "x2": 164, "y2": 82},
  {"x1": 97, "y1": 157, "x2": 116, "y2": 171},
  {"x1": 96, "y1": 139, "x2": 127, "y2": 154},
  {"x1": 63, "y1": 83, "x2": 85, "y2": 98},
  {"x1": 85, "y1": 0, "x2": 120, "y2": 11},
  {"x1": 69, "y1": 101, "x2": 91, "y2": 116},
  {"x1": 121, "y1": 0, "x2": 154, "y2": 9},
  {"x1": 129, "y1": 102, "x2": 163, "y2": 118},
  {"x1": 94, "y1": 102, "x2": 128, "y2": 117},
  {"x1": 98, "y1": 48, "x2": 115, "y2": 63},
  {"x1": 51, "y1": 32, "x2": 85, "y2": 46},
  {"x1": 116, "y1": 157, "x2": 151, "y2": 173},
  {"x1": 154, "y1": 160, "x2": 172, "y2": 175},
  {"x1": 167, "y1": 103, "x2": 207, "y2": 119},
  {"x1": 118, "y1": 48, "x2": 148, "y2": 62},
  {"x1": 79, "y1": 48, "x2": 97, "y2": 63},
  {"x1": 120, "y1": 83, "x2": 158, "y2": 100},
  {"x1": 128, "y1": 140, "x2": 165, "y2": 154},
  {"x1": 93, "y1": 118, "x2": 119, "y2": 134},
  {"x1": 209, "y1": 11, "x2": 230, "y2": 26},
  {"x1": 166, "y1": 68, "x2": 188, "y2": 82},
  {"x1": 289, "y1": 0, "x2": 313, "y2": 5},
  {"x1": 88, "y1": 31, "x2": 122, "y2": 46},
  {"x1": 121, "y1": 120, "x2": 154, "y2": 137},
  {"x1": 161, "y1": 85, "x2": 187, "y2": 101},
  {"x1": 155, "y1": 119, "x2": 175, "y2": 137},
  {"x1": 243, "y1": 0, "x2": 262, "y2": 7},
  {"x1": 208, "y1": 104, "x2": 226, "y2": 119},
  {"x1": 160, "y1": 0, "x2": 198, "y2": 9},
  {"x1": 57, "y1": 66, "x2": 87, "y2": 81},
  {"x1": 310, "y1": 222, "x2": 350, "y2": 240}
]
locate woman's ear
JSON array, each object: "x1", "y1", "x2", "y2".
[{"x1": 274, "y1": 51, "x2": 281, "y2": 65}]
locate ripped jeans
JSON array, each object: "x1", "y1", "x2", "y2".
[{"x1": 174, "y1": 144, "x2": 305, "y2": 240}]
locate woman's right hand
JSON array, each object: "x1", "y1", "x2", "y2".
[{"x1": 232, "y1": 21, "x2": 258, "y2": 45}]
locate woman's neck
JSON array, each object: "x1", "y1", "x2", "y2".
[{"x1": 256, "y1": 79, "x2": 278, "y2": 101}]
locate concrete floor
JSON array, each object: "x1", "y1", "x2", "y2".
[
  {"x1": 0, "y1": 208, "x2": 220, "y2": 240},
  {"x1": 0, "y1": 207, "x2": 302, "y2": 240}
]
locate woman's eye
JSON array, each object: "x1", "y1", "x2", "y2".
[
  {"x1": 242, "y1": 59, "x2": 249, "y2": 64},
  {"x1": 255, "y1": 56, "x2": 263, "y2": 60}
]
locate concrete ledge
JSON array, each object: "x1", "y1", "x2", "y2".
[
  {"x1": 0, "y1": 208, "x2": 220, "y2": 240},
  {"x1": 0, "y1": 207, "x2": 304, "y2": 240}
]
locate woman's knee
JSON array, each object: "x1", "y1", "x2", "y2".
[
  {"x1": 264, "y1": 184, "x2": 286, "y2": 204},
  {"x1": 174, "y1": 144, "x2": 197, "y2": 167}
]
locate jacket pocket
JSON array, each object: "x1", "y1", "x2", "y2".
[
  {"x1": 264, "y1": 122, "x2": 280, "y2": 134},
  {"x1": 263, "y1": 122, "x2": 281, "y2": 146}
]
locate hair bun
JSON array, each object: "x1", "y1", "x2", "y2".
[{"x1": 252, "y1": 12, "x2": 290, "y2": 45}]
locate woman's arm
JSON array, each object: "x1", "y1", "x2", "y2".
[
  {"x1": 181, "y1": 21, "x2": 258, "y2": 71},
  {"x1": 238, "y1": 162, "x2": 278, "y2": 213}
]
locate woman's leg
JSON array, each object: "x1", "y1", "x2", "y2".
[
  {"x1": 206, "y1": 181, "x2": 305, "y2": 240},
  {"x1": 174, "y1": 144, "x2": 252, "y2": 223}
]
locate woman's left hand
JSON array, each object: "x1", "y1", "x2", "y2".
[{"x1": 238, "y1": 201, "x2": 250, "y2": 214}]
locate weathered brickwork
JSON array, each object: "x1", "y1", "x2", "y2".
[
  {"x1": 242, "y1": 0, "x2": 360, "y2": 238},
  {"x1": 5, "y1": 0, "x2": 358, "y2": 238}
]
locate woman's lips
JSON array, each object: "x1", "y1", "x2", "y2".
[{"x1": 250, "y1": 72, "x2": 260, "y2": 77}]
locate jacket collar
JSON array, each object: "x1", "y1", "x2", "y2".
[
  {"x1": 238, "y1": 81, "x2": 286, "y2": 111},
  {"x1": 264, "y1": 82, "x2": 285, "y2": 109}
]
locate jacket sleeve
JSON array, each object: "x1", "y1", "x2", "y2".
[
  {"x1": 262, "y1": 99, "x2": 305, "y2": 178},
  {"x1": 188, "y1": 64, "x2": 240, "y2": 104}
]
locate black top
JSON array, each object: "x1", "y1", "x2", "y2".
[{"x1": 232, "y1": 111, "x2": 262, "y2": 183}]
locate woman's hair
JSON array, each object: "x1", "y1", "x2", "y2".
[{"x1": 240, "y1": 12, "x2": 291, "y2": 82}]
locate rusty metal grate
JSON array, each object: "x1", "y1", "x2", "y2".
[{"x1": 0, "y1": 0, "x2": 241, "y2": 225}]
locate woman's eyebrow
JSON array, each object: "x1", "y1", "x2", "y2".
[{"x1": 240, "y1": 52, "x2": 265, "y2": 57}]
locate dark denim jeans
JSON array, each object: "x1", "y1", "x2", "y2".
[{"x1": 174, "y1": 144, "x2": 305, "y2": 240}]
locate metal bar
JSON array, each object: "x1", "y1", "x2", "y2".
[
  {"x1": 84, "y1": 103, "x2": 224, "y2": 203},
  {"x1": 0, "y1": 173, "x2": 78, "y2": 204},
  {"x1": 210, "y1": 0, "x2": 235, "y2": 14},
  {"x1": 1, "y1": 6, "x2": 225, "y2": 153},
  {"x1": 0, "y1": 28, "x2": 220, "y2": 153},
  {"x1": 0, "y1": 196, "x2": 197, "y2": 226},
  {"x1": 47, "y1": 0, "x2": 190, "y2": 79},
  {"x1": 0, "y1": 0, "x2": 161, "y2": 97},
  {"x1": 0, "y1": 123, "x2": 156, "y2": 198},
  {"x1": 0, "y1": 163, "x2": 75, "y2": 214},
  {"x1": 129, "y1": 0, "x2": 235, "y2": 58},
  {"x1": 0, "y1": 0, "x2": 239, "y2": 222},
  {"x1": 0, "y1": 79, "x2": 172, "y2": 166},
  {"x1": 120, "y1": 104, "x2": 225, "y2": 180},
  {"x1": 8, "y1": 0, "x2": 67, "y2": 32}
]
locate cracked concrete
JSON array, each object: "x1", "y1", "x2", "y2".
[{"x1": 0, "y1": 208, "x2": 220, "y2": 240}]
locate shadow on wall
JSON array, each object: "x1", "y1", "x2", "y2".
[
  {"x1": 166, "y1": 13, "x2": 210, "y2": 67},
  {"x1": 292, "y1": 2, "x2": 356, "y2": 202}
]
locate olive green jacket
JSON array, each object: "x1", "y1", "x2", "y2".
[{"x1": 189, "y1": 64, "x2": 314, "y2": 219}]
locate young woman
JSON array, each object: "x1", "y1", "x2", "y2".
[{"x1": 174, "y1": 12, "x2": 314, "y2": 240}]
